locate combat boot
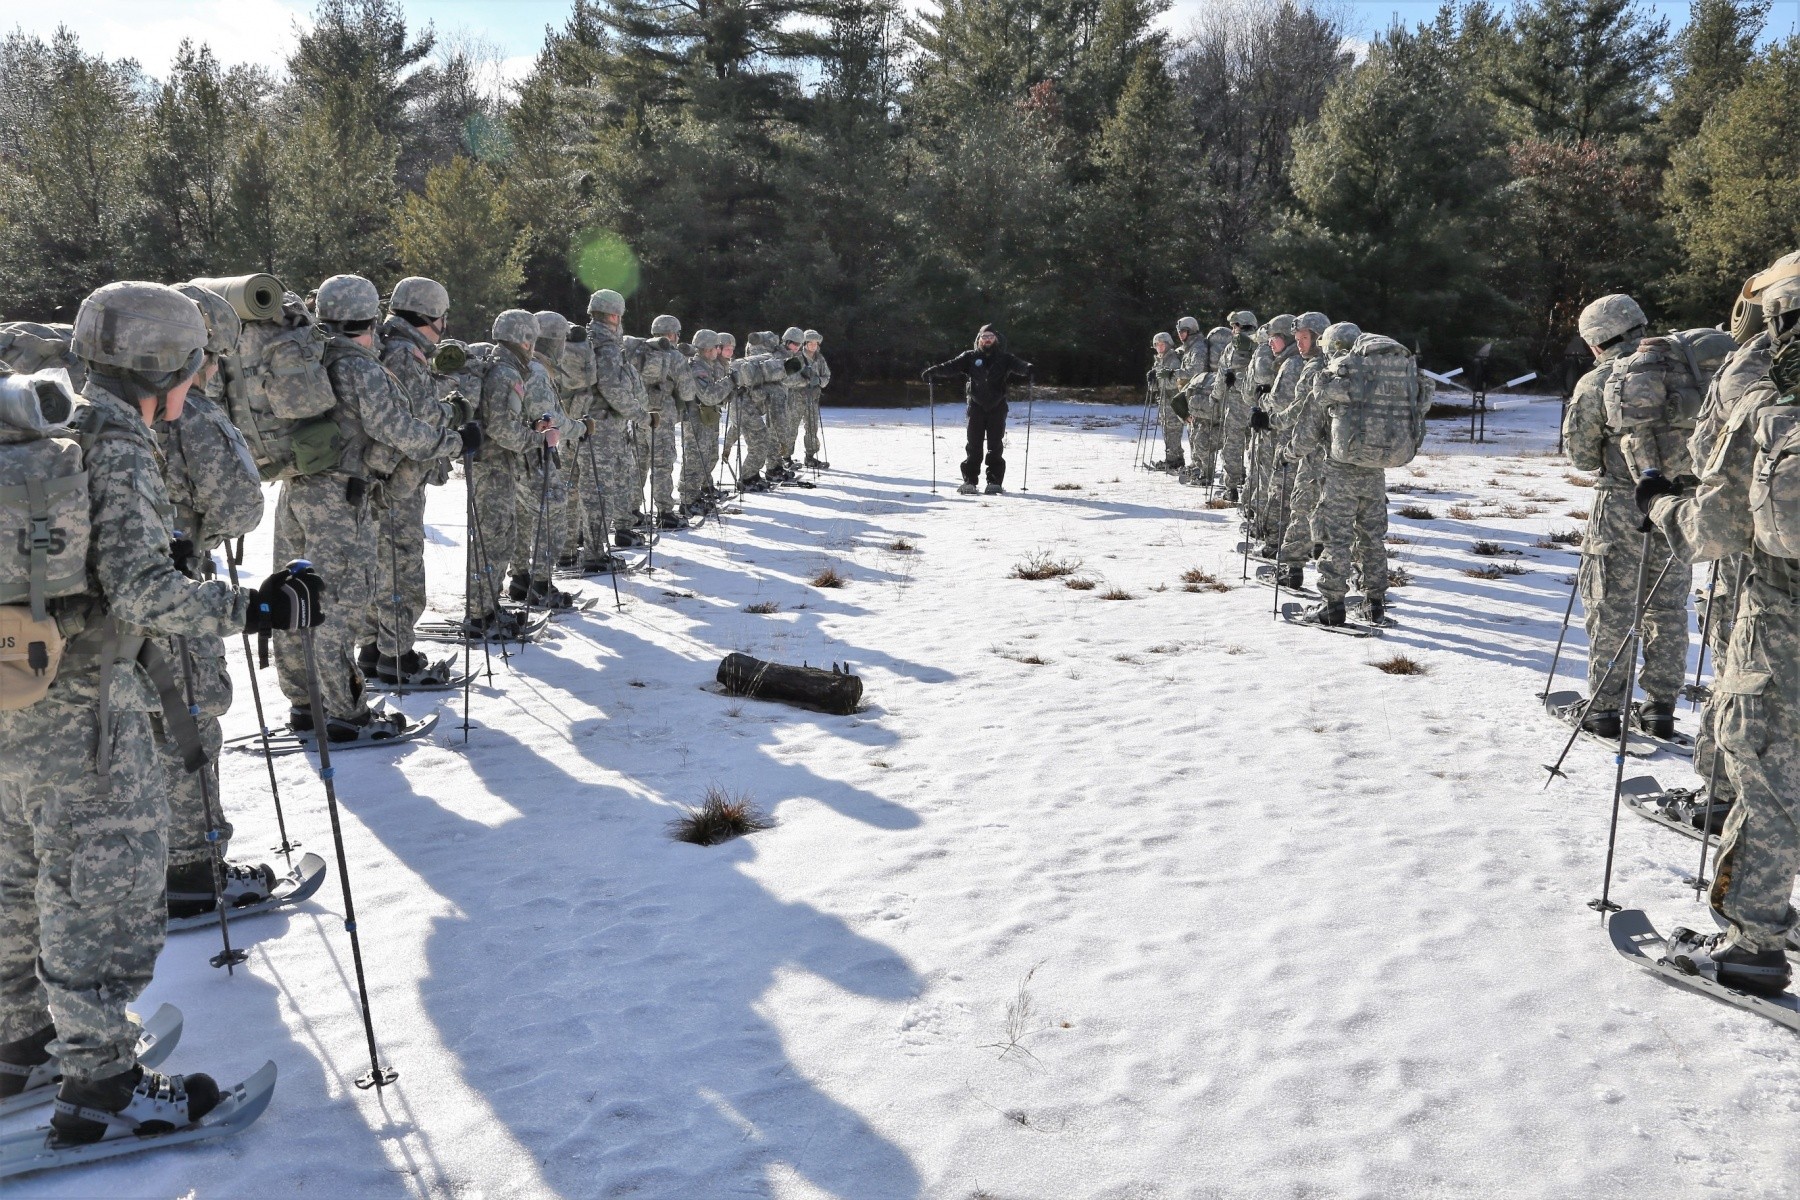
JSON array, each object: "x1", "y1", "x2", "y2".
[
  {"x1": 1635, "y1": 699, "x2": 1676, "y2": 740},
  {"x1": 1668, "y1": 928, "x2": 1793, "y2": 997},
  {"x1": 166, "y1": 859, "x2": 277, "y2": 920},
  {"x1": 1297, "y1": 599, "x2": 1346, "y2": 627},
  {"x1": 614, "y1": 528, "x2": 649, "y2": 548},
  {"x1": 0, "y1": 1024, "x2": 55, "y2": 1099},
  {"x1": 958, "y1": 481, "x2": 978, "y2": 495},
  {"x1": 356, "y1": 642, "x2": 379, "y2": 673},
  {"x1": 1361, "y1": 596, "x2": 1387, "y2": 625},
  {"x1": 1580, "y1": 708, "x2": 1622, "y2": 740},
  {"x1": 506, "y1": 572, "x2": 531, "y2": 603},
  {"x1": 52, "y1": 1065, "x2": 221, "y2": 1144},
  {"x1": 1282, "y1": 564, "x2": 1303, "y2": 590}
]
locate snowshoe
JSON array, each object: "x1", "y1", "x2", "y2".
[
  {"x1": 1544, "y1": 690, "x2": 1657, "y2": 758},
  {"x1": 1621, "y1": 776, "x2": 1732, "y2": 841},
  {"x1": 614, "y1": 528, "x2": 649, "y2": 548},
  {"x1": 1299, "y1": 599, "x2": 1345, "y2": 627},
  {"x1": 984, "y1": 482, "x2": 1005, "y2": 495},
  {"x1": 739, "y1": 474, "x2": 771, "y2": 493},
  {"x1": 656, "y1": 511, "x2": 684, "y2": 530},
  {"x1": 579, "y1": 554, "x2": 632, "y2": 574},
  {"x1": 1666, "y1": 927, "x2": 1794, "y2": 998},
  {"x1": 0, "y1": 1006, "x2": 182, "y2": 1119},
  {"x1": 1580, "y1": 709, "x2": 1622, "y2": 740},
  {"x1": 165, "y1": 859, "x2": 276, "y2": 922},
  {"x1": 804, "y1": 456, "x2": 829, "y2": 469},
  {"x1": 957, "y1": 481, "x2": 978, "y2": 495},
  {"x1": 317, "y1": 706, "x2": 434, "y2": 748},
  {"x1": 167, "y1": 852, "x2": 328, "y2": 933},
  {"x1": 51, "y1": 1064, "x2": 221, "y2": 1145},
  {"x1": 524, "y1": 580, "x2": 580, "y2": 611},
  {"x1": 1610, "y1": 910, "x2": 1800, "y2": 1032},
  {"x1": 1281, "y1": 600, "x2": 1379, "y2": 638},
  {"x1": 369, "y1": 650, "x2": 468, "y2": 692}
]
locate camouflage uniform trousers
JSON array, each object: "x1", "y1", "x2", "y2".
[
  {"x1": 511, "y1": 446, "x2": 568, "y2": 585},
  {"x1": 1220, "y1": 393, "x2": 1253, "y2": 490},
  {"x1": 677, "y1": 401, "x2": 717, "y2": 505},
  {"x1": 1315, "y1": 461, "x2": 1389, "y2": 604},
  {"x1": 631, "y1": 405, "x2": 679, "y2": 516},
  {"x1": 796, "y1": 393, "x2": 822, "y2": 461},
  {"x1": 1251, "y1": 437, "x2": 1296, "y2": 550},
  {"x1": 465, "y1": 456, "x2": 518, "y2": 615},
  {"x1": 555, "y1": 450, "x2": 582, "y2": 562},
  {"x1": 373, "y1": 480, "x2": 430, "y2": 659},
  {"x1": 1707, "y1": 569, "x2": 1800, "y2": 953},
  {"x1": 1695, "y1": 556, "x2": 1748, "y2": 805},
  {"x1": 273, "y1": 475, "x2": 377, "y2": 721},
  {"x1": 1578, "y1": 486, "x2": 1690, "y2": 711},
  {"x1": 587, "y1": 415, "x2": 637, "y2": 535},
  {"x1": 1277, "y1": 451, "x2": 1327, "y2": 567},
  {"x1": 1159, "y1": 395, "x2": 1185, "y2": 463},
  {"x1": 732, "y1": 394, "x2": 773, "y2": 480},
  {"x1": 765, "y1": 393, "x2": 791, "y2": 467},
  {"x1": 1187, "y1": 409, "x2": 1223, "y2": 487},
  {"x1": 163, "y1": 637, "x2": 232, "y2": 870},
  {"x1": 0, "y1": 672, "x2": 166, "y2": 1080}
]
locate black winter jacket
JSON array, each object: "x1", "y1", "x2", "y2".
[{"x1": 925, "y1": 325, "x2": 1032, "y2": 409}]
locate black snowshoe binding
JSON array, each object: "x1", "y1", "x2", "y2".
[
  {"x1": 165, "y1": 859, "x2": 277, "y2": 921},
  {"x1": 0, "y1": 1025, "x2": 55, "y2": 1100},
  {"x1": 287, "y1": 706, "x2": 314, "y2": 734},
  {"x1": 51, "y1": 1065, "x2": 221, "y2": 1146},
  {"x1": 1580, "y1": 707, "x2": 1623, "y2": 740},
  {"x1": 1634, "y1": 700, "x2": 1676, "y2": 740},
  {"x1": 524, "y1": 579, "x2": 578, "y2": 611},
  {"x1": 1360, "y1": 597, "x2": 1387, "y2": 625},
  {"x1": 614, "y1": 528, "x2": 649, "y2": 548},
  {"x1": 375, "y1": 650, "x2": 461, "y2": 687},
  {"x1": 804, "y1": 456, "x2": 828, "y2": 469},
  {"x1": 506, "y1": 572, "x2": 532, "y2": 603},
  {"x1": 1649, "y1": 787, "x2": 1732, "y2": 834},
  {"x1": 1296, "y1": 599, "x2": 1346, "y2": 627},
  {"x1": 1282, "y1": 565, "x2": 1304, "y2": 590},
  {"x1": 581, "y1": 553, "x2": 631, "y2": 573},
  {"x1": 325, "y1": 709, "x2": 412, "y2": 745},
  {"x1": 656, "y1": 511, "x2": 684, "y2": 530},
  {"x1": 555, "y1": 552, "x2": 579, "y2": 570},
  {"x1": 1666, "y1": 927, "x2": 1793, "y2": 997},
  {"x1": 460, "y1": 609, "x2": 532, "y2": 640},
  {"x1": 739, "y1": 474, "x2": 771, "y2": 493}
]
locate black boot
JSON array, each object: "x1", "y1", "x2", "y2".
[
  {"x1": 356, "y1": 643, "x2": 379, "y2": 673},
  {"x1": 1362, "y1": 596, "x2": 1387, "y2": 625},
  {"x1": 1668, "y1": 928, "x2": 1793, "y2": 997},
  {"x1": 1635, "y1": 699, "x2": 1676, "y2": 739},
  {"x1": 1580, "y1": 708, "x2": 1622, "y2": 739},
  {"x1": 287, "y1": 706, "x2": 314, "y2": 733},
  {"x1": 614, "y1": 528, "x2": 648, "y2": 548},
  {"x1": 165, "y1": 859, "x2": 277, "y2": 920},
  {"x1": 1298, "y1": 599, "x2": 1346, "y2": 627},
  {"x1": 506, "y1": 572, "x2": 530, "y2": 603},
  {"x1": 1282, "y1": 564, "x2": 1303, "y2": 589},
  {"x1": 0, "y1": 1024, "x2": 55, "y2": 1099},
  {"x1": 51, "y1": 1064, "x2": 222, "y2": 1144}
]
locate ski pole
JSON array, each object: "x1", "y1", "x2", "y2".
[
  {"x1": 173, "y1": 631, "x2": 248, "y2": 973},
  {"x1": 463, "y1": 459, "x2": 508, "y2": 666},
  {"x1": 290, "y1": 569, "x2": 397, "y2": 1091},
  {"x1": 1590, "y1": 527, "x2": 1655, "y2": 917},
  {"x1": 645, "y1": 414, "x2": 657, "y2": 572},
  {"x1": 459, "y1": 450, "x2": 485, "y2": 741},
  {"x1": 223, "y1": 539, "x2": 297, "y2": 864},
  {"x1": 927, "y1": 378, "x2": 938, "y2": 493},
  {"x1": 1021, "y1": 377, "x2": 1035, "y2": 492},
  {"x1": 1542, "y1": 547, "x2": 1678, "y2": 784},
  {"x1": 1688, "y1": 560, "x2": 1720, "y2": 710},
  {"x1": 1539, "y1": 574, "x2": 1580, "y2": 699},
  {"x1": 583, "y1": 427, "x2": 624, "y2": 610},
  {"x1": 816, "y1": 401, "x2": 829, "y2": 473},
  {"x1": 1241, "y1": 429, "x2": 1259, "y2": 581},
  {"x1": 524, "y1": 429, "x2": 556, "y2": 619},
  {"x1": 1272, "y1": 458, "x2": 1292, "y2": 619},
  {"x1": 1693, "y1": 717, "x2": 1726, "y2": 898}
]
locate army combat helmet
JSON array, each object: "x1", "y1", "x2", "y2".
[
  {"x1": 173, "y1": 283, "x2": 242, "y2": 359},
  {"x1": 588, "y1": 289, "x2": 626, "y2": 318},
  {"x1": 391, "y1": 277, "x2": 450, "y2": 323},
  {"x1": 1577, "y1": 294, "x2": 1647, "y2": 353},
  {"x1": 1320, "y1": 322, "x2": 1361, "y2": 355},
  {"x1": 73, "y1": 281, "x2": 208, "y2": 412},
  {"x1": 315, "y1": 274, "x2": 382, "y2": 325}
]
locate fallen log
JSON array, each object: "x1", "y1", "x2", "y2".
[{"x1": 716, "y1": 653, "x2": 863, "y2": 715}]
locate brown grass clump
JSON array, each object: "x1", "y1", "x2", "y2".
[
  {"x1": 1468, "y1": 540, "x2": 1511, "y2": 557},
  {"x1": 1181, "y1": 567, "x2": 1230, "y2": 593},
  {"x1": 1500, "y1": 503, "x2": 1543, "y2": 518},
  {"x1": 1565, "y1": 472, "x2": 1595, "y2": 487},
  {"x1": 744, "y1": 600, "x2": 780, "y2": 614},
  {"x1": 1052, "y1": 482, "x2": 1082, "y2": 491},
  {"x1": 1371, "y1": 653, "x2": 1429, "y2": 676},
  {"x1": 1463, "y1": 562, "x2": 1527, "y2": 580},
  {"x1": 888, "y1": 537, "x2": 916, "y2": 552},
  {"x1": 1384, "y1": 534, "x2": 1413, "y2": 544},
  {"x1": 1012, "y1": 552, "x2": 1082, "y2": 580},
  {"x1": 1204, "y1": 497, "x2": 1235, "y2": 509},
  {"x1": 1387, "y1": 565, "x2": 1413, "y2": 587},
  {"x1": 1397, "y1": 504, "x2": 1434, "y2": 520},
  {"x1": 810, "y1": 565, "x2": 847, "y2": 588},
  {"x1": 1543, "y1": 528, "x2": 1582, "y2": 546},
  {"x1": 1098, "y1": 586, "x2": 1136, "y2": 600},
  {"x1": 1064, "y1": 576, "x2": 1097, "y2": 591},
  {"x1": 668, "y1": 786, "x2": 774, "y2": 846},
  {"x1": 1567, "y1": 508, "x2": 1589, "y2": 520},
  {"x1": 1446, "y1": 505, "x2": 1476, "y2": 520}
]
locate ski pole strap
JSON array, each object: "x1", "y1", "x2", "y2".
[{"x1": 137, "y1": 639, "x2": 208, "y2": 773}]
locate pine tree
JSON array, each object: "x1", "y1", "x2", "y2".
[
  {"x1": 221, "y1": 122, "x2": 282, "y2": 275},
  {"x1": 1490, "y1": 0, "x2": 1669, "y2": 144},
  {"x1": 394, "y1": 156, "x2": 525, "y2": 339},
  {"x1": 1660, "y1": 0, "x2": 1768, "y2": 144},
  {"x1": 289, "y1": 0, "x2": 441, "y2": 189},
  {"x1": 273, "y1": 88, "x2": 400, "y2": 289}
]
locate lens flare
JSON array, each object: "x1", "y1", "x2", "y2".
[{"x1": 570, "y1": 232, "x2": 640, "y2": 297}]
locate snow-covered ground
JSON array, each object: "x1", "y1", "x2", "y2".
[{"x1": 18, "y1": 397, "x2": 1800, "y2": 1199}]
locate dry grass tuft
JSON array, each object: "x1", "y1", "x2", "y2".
[
  {"x1": 1567, "y1": 508, "x2": 1589, "y2": 520},
  {"x1": 1388, "y1": 565, "x2": 1413, "y2": 587},
  {"x1": 1371, "y1": 653, "x2": 1429, "y2": 676},
  {"x1": 888, "y1": 537, "x2": 916, "y2": 552},
  {"x1": 1463, "y1": 562, "x2": 1527, "y2": 579},
  {"x1": 1539, "y1": 528, "x2": 1582, "y2": 548},
  {"x1": 1396, "y1": 504, "x2": 1434, "y2": 520},
  {"x1": 1499, "y1": 503, "x2": 1543, "y2": 518},
  {"x1": 668, "y1": 786, "x2": 774, "y2": 846},
  {"x1": 1564, "y1": 472, "x2": 1595, "y2": 487},
  {"x1": 1446, "y1": 505, "x2": 1477, "y2": 520},
  {"x1": 1384, "y1": 534, "x2": 1413, "y2": 544},
  {"x1": 1064, "y1": 576, "x2": 1097, "y2": 591},
  {"x1": 744, "y1": 600, "x2": 780, "y2": 614},
  {"x1": 811, "y1": 565, "x2": 847, "y2": 588},
  {"x1": 1098, "y1": 586, "x2": 1136, "y2": 600},
  {"x1": 1052, "y1": 481, "x2": 1082, "y2": 491},
  {"x1": 1181, "y1": 567, "x2": 1230, "y2": 593},
  {"x1": 1468, "y1": 540, "x2": 1510, "y2": 557},
  {"x1": 1011, "y1": 552, "x2": 1082, "y2": 580},
  {"x1": 1203, "y1": 497, "x2": 1235, "y2": 510}
]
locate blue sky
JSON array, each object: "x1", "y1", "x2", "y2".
[{"x1": 0, "y1": 0, "x2": 1791, "y2": 79}]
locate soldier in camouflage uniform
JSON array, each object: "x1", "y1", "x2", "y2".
[
  {"x1": 1273, "y1": 313, "x2": 1333, "y2": 588},
  {"x1": 681, "y1": 330, "x2": 733, "y2": 513},
  {"x1": 627, "y1": 315, "x2": 690, "y2": 528},
  {"x1": 583, "y1": 290, "x2": 650, "y2": 552},
  {"x1": 799, "y1": 329, "x2": 830, "y2": 468},
  {"x1": 711, "y1": 332, "x2": 739, "y2": 488},
  {"x1": 274, "y1": 276, "x2": 465, "y2": 739},
  {"x1": 368, "y1": 277, "x2": 457, "y2": 684},
  {"x1": 0, "y1": 282, "x2": 256, "y2": 1138},
  {"x1": 1640, "y1": 267, "x2": 1800, "y2": 997},
  {"x1": 1150, "y1": 332, "x2": 1184, "y2": 471},
  {"x1": 1561, "y1": 294, "x2": 1690, "y2": 739},
  {"x1": 1250, "y1": 315, "x2": 1301, "y2": 554},
  {"x1": 158, "y1": 283, "x2": 274, "y2": 918},
  {"x1": 733, "y1": 332, "x2": 789, "y2": 491},
  {"x1": 553, "y1": 318, "x2": 601, "y2": 567},
  {"x1": 1182, "y1": 324, "x2": 1231, "y2": 487},
  {"x1": 485, "y1": 310, "x2": 573, "y2": 608},
  {"x1": 1212, "y1": 310, "x2": 1259, "y2": 502},
  {"x1": 1293, "y1": 321, "x2": 1392, "y2": 625}
]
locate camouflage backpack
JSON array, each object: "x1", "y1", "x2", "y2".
[
  {"x1": 1326, "y1": 334, "x2": 1432, "y2": 469},
  {"x1": 1602, "y1": 328, "x2": 1737, "y2": 477},
  {"x1": 217, "y1": 292, "x2": 340, "y2": 480},
  {"x1": 0, "y1": 322, "x2": 84, "y2": 390},
  {"x1": 1750, "y1": 393, "x2": 1800, "y2": 560}
]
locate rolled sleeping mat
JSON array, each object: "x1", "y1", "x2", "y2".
[
  {"x1": 716, "y1": 652, "x2": 863, "y2": 715},
  {"x1": 188, "y1": 274, "x2": 284, "y2": 323}
]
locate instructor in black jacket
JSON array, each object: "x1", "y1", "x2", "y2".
[{"x1": 924, "y1": 324, "x2": 1033, "y2": 494}]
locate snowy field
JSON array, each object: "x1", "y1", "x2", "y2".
[{"x1": 21, "y1": 396, "x2": 1800, "y2": 1199}]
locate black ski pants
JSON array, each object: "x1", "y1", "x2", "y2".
[{"x1": 962, "y1": 402, "x2": 1008, "y2": 485}]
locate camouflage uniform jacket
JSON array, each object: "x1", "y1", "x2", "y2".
[
  {"x1": 691, "y1": 356, "x2": 733, "y2": 408},
  {"x1": 322, "y1": 336, "x2": 462, "y2": 482},
  {"x1": 157, "y1": 391, "x2": 263, "y2": 553},
  {"x1": 587, "y1": 323, "x2": 648, "y2": 423},
  {"x1": 1562, "y1": 344, "x2": 1635, "y2": 492},
  {"x1": 1693, "y1": 332, "x2": 1771, "y2": 470},
  {"x1": 60, "y1": 383, "x2": 247, "y2": 711},
  {"x1": 557, "y1": 339, "x2": 598, "y2": 423},
  {"x1": 1175, "y1": 339, "x2": 1211, "y2": 407},
  {"x1": 802, "y1": 351, "x2": 831, "y2": 402},
  {"x1": 1153, "y1": 348, "x2": 1183, "y2": 399},
  {"x1": 479, "y1": 345, "x2": 544, "y2": 470},
  {"x1": 631, "y1": 338, "x2": 695, "y2": 416},
  {"x1": 1211, "y1": 335, "x2": 1257, "y2": 409},
  {"x1": 379, "y1": 317, "x2": 452, "y2": 490},
  {"x1": 1278, "y1": 352, "x2": 1328, "y2": 461},
  {"x1": 1265, "y1": 345, "x2": 1305, "y2": 420}
]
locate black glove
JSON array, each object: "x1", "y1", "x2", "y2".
[
  {"x1": 1224, "y1": 369, "x2": 1237, "y2": 389},
  {"x1": 443, "y1": 393, "x2": 472, "y2": 428},
  {"x1": 567, "y1": 324, "x2": 587, "y2": 343},
  {"x1": 459, "y1": 420, "x2": 484, "y2": 459},
  {"x1": 1634, "y1": 469, "x2": 1679, "y2": 521},
  {"x1": 246, "y1": 562, "x2": 326, "y2": 635},
  {"x1": 169, "y1": 535, "x2": 197, "y2": 580},
  {"x1": 1249, "y1": 408, "x2": 1272, "y2": 432},
  {"x1": 1772, "y1": 337, "x2": 1800, "y2": 398}
]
